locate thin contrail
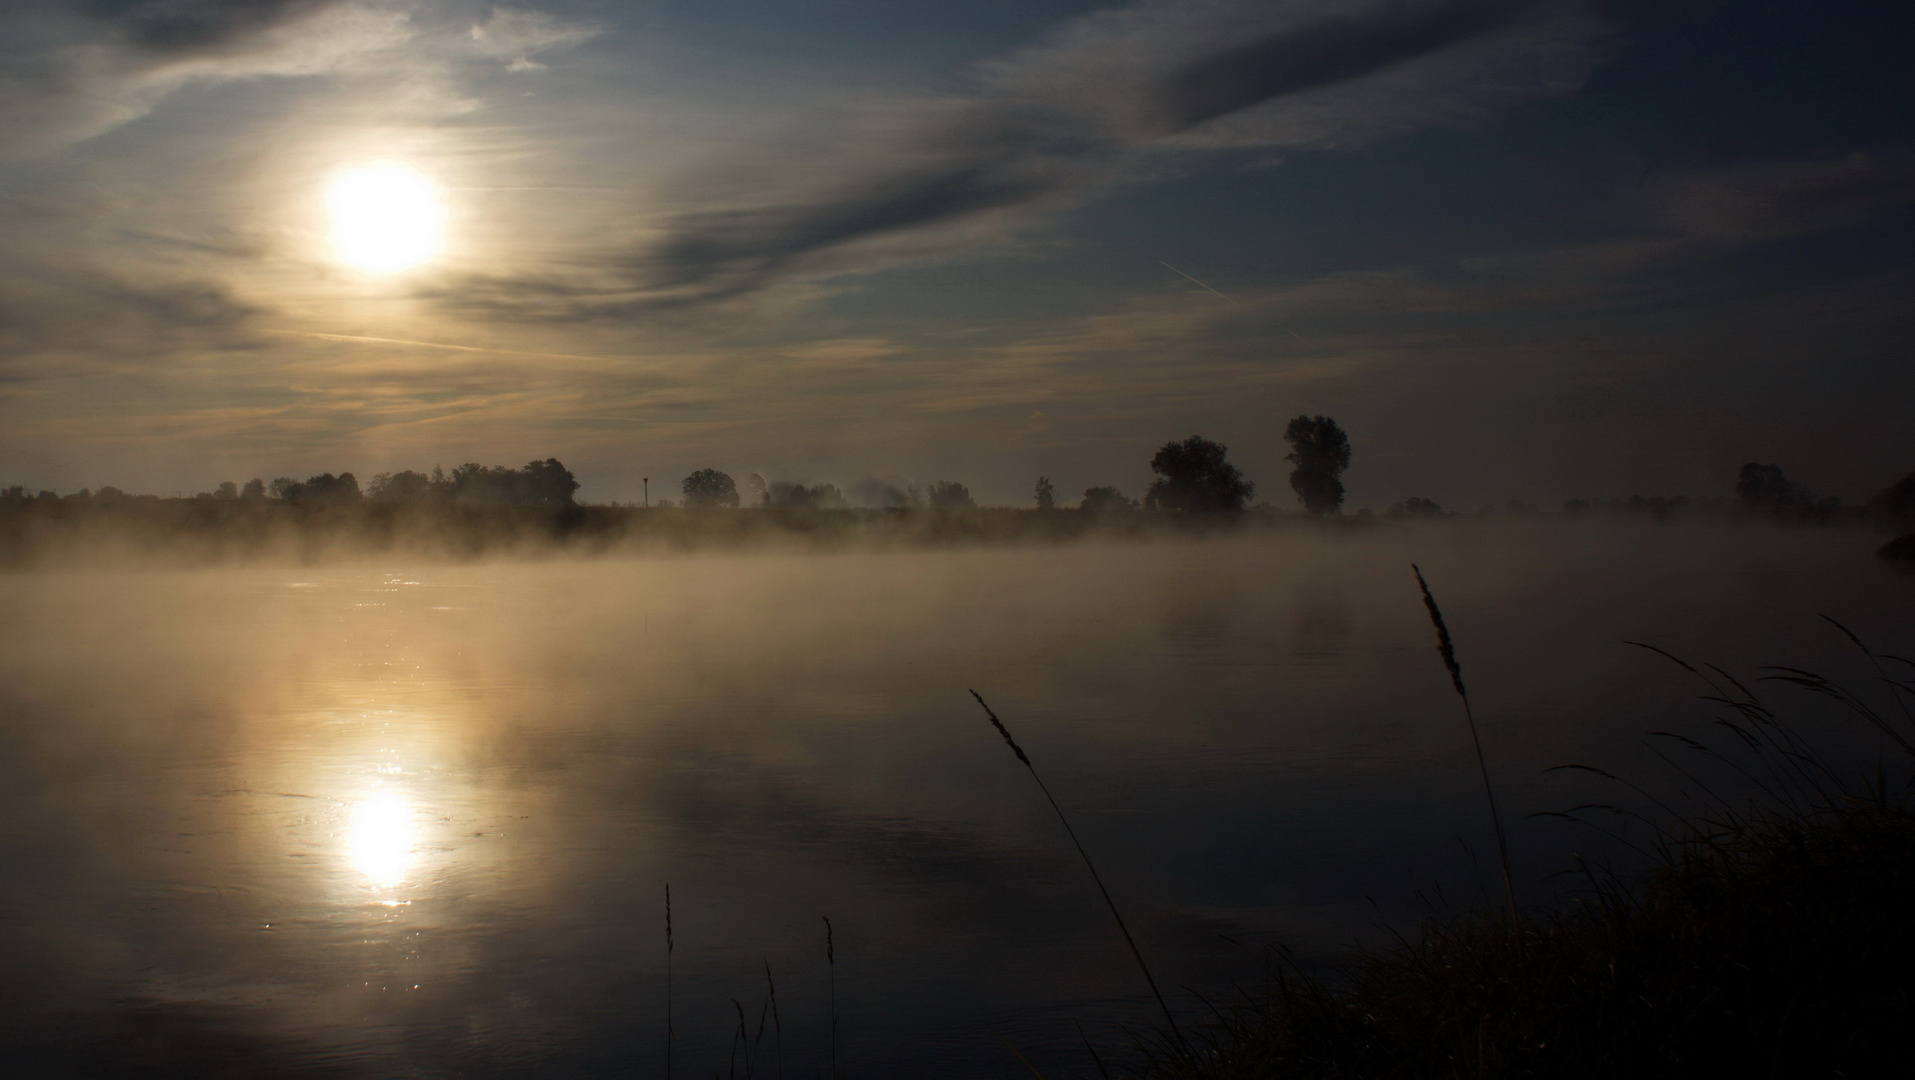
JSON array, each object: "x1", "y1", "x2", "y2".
[
  {"x1": 261, "y1": 328, "x2": 622, "y2": 363},
  {"x1": 1158, "y1": 260, "x2": 1311, "y2": 345}
]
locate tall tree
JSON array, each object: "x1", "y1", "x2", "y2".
[
  {"x1": 1034, "y1": 476, "x2": 1055, "y2": 511},
  {"x1": 1285, "y1": 416, "x2": 1352, "y2": 516},
  {"x1": 926, "y1": 481, "x2": 975, "y2": 509},
  {"x1": 520, "y1": 458, "x2": 581, "y2": 506},
  {"x1": 682, "y1": 469, "x2": 740, "y2": 508},
  {"x1": 1736, "y1": 463, "x2": 1805, "y2": 511},
  {"x1": 1145, "y1": 436, "x2": 1253, "y2": 513}
]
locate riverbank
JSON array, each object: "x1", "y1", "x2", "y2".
[
  {"x1": 1119, "y1": 641, "x2": 1915, "y2": 1080},
  {"x1": 1125, "y1": 790, "x2": 1915, "y2": 1079}
]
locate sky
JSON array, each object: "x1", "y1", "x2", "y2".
[{"x1": 0, "y1": 0, "x2": 1910, "y2": 508}]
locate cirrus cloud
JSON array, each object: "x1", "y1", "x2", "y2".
[{"x1": 435, "y1": 0, "x2": 1610, "y2": 320}]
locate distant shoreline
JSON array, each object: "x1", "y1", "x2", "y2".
[{"x1": 0, "y1": 496, "x2": 1897, "y2": 570}]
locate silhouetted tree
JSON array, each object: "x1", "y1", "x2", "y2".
[
  {"x1": 1868, "y1": 472, "x2": 1915, "y2": 529},
  {"x1": 272, "y1": 473, "x2": 362, "y2": 503},
  {"x1": 240, "y1": 478, "x2": 265, "y2": 500},
  {"x1": 1736, "y1": 463, "x2": 1808, "y2": 511},
  {"x1": 1145, "y1": 436, "x2": 1252, "y2": 513},
  {"x1": 433, "y1": 459, "x2": 579, "y2": 505},
  {"x1": 772, "y1": 482, "x2": 847, "y2": 508},
  {"x1": 1080, "y1": 487, "x2": 1136, "y2": 513},
  {"x1": 213, "y1": 481, "x2": 238, "y2": 500},
  {"x1": 1389, "y1": 496, "x2": 1444, "y2": 517},
  {"x1": 316, "y1": 473, "x2": 361, "y2": 502},
  {"x1": 682, "y1": 469, "x2": 740, "y2": 508},
  {"x1": 521, "y1": 458, "x2": 580, "y2": 505},
  {"x1": 747, "y1": 472, "x2": 769, "y2": 507},
  {"x1": 368, "y1": 470, "x2": 438, "y2": 501},
  {"x1": 927, "y1": 481, "x2": 975, "y2": 509},
  {"x1": 1284, "y1": 416, "x2": 1351, "y2": 515},
  {"x1": 1034, "y1": 477, "x2": 1055, "y2": 511}
]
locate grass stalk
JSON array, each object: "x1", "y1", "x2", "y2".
[
  {"x1": 730, "y1": 998, "x2": 746, "y2": 1080},
  {"x1": 998, "y1": 1033, "x2": 1051, "y2": 1079},
  {"x1": 749, "y1": 994, "x2": 768, "y2": 1079},
  {"x1": 1411, "y1": 565, "x2": 1519, "y2": 922},
  {"x1": 765, "y1": 961, "x2": 783, "y2": 1080},
  {"x1": 968, "y1": 690, "x2": 1188, "y2": 1053}
]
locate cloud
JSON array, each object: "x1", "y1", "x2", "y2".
[
  {"x1": 107, "y1": 0, "x2": 362, "y2": 57},
  {"x1": 437, "y1": 0, "x2": 1606, "y2": 319},
  {"x1": 469, "y1": 5, "x2": 600, "y2": 71},
  {"x1": 1644, "y1": 154, "x2": 1915, "y2": 242},
  {"x1": 1155, "y1": 0, "x2": 1537, "y2": 128},
  {"x1": 0, "y1": 262, "x2": 260, "y2": 377},
  {"x1": 984, "y1": 0, "x2": 1597, "y2": 144},
  {"x1": 0, "y1": 0, "x2": 415, "y2": 156}
]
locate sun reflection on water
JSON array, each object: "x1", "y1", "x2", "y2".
[{"x1": 346, "y1": 789, "x2": 420, "y2": 890}]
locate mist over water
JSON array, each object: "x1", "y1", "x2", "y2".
[{"x1": 0, "y1": 521, "x2": 1905, "y2": 1077}]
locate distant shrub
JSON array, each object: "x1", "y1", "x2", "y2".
[{"x1": 1389, "y1": 496, "x2": 1444, "y2": 517}]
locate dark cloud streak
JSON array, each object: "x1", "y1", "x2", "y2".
[
  {"x1": 103, "y1": 0, "x2": 354, "y2": 55},
  {"x1": 0, "y1": 263, "x2": 259, "y2": 370},
  {"x1": 643, "y1": 109, "x2": 1099, "y2": 304},
  {"x1": 447, "y1": 0, "x2": 1583, "y2": 319},
  {"x1": 1157, "y1": 0, "x2": 1539, "y2": 132}
]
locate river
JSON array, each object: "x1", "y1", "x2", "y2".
[{"x1": 0, "y1": 519, "x2": 1905, "y2": 1077}]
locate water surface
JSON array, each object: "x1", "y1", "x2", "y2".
[{"x1": 0, "y1": 521, "x2": 1905, "y2": 1076}]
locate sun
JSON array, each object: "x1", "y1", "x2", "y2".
[{"x1": 327, "y1": 162, "x2": 446, "y2": 273}]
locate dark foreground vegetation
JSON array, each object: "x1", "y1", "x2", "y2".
[
  {"x1": 1107, "y1": 619, "x2": 1915, "y2": 1079},
  {"x1": 1128, "y1": 795, "x2": 1915, "y2": 1079}
]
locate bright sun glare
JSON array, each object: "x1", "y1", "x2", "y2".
[
  {"x1": 327, "y1": 163, "x2": 445, "y2": 273},
  {"x1": 347, "y1": 789, "x2": 420, "y2": 888}
]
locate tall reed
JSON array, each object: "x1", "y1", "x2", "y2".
[
  {"x1": 1411, "y1": 565, "x2": 1518, "y2": 919},
  {"x1": 729, "y1": 998, "x2": 746, "y2": 1080},
  {"x1": 969, "y1": 690, "x2": 1186, "y2": 1051},
  {"x1": 750, "y1": 965, "x2": 773, "y2": 1072}
]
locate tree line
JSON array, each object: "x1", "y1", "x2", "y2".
[
  {"x1": 670, "y1": 416, "x2": 1356, "y2": 515},
  {"x1": 0, "y1": 460, "x2": 582, "y2": 508},
  {"x1": 14, "y1": 422, "x2": 1908, "y2": 524}
]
